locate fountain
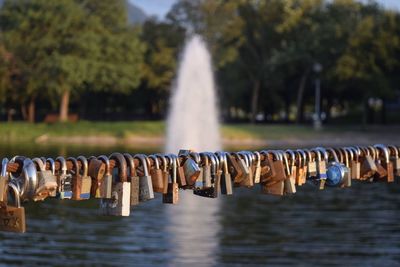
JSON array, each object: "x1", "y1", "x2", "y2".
[
  {"x1": 166, "y1": 35, "x2": 222, "y2": 153},
  {"x1": 165, "y1": 35, "x2": 222, "y2": 266}
]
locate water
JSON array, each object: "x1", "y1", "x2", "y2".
[{"x1": 166, "y1": 34, "x2": 221, "y2": 153}]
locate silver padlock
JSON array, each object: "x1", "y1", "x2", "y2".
[
  {"x1": 55, "y1": 157, "x2": 72, "y2": 199},
  {"x1": 32, "y1": 157, "x2": 57, "y2": 201},
  {"x1": 98, "y1": 155, "x2": 113, "y2": 199},
  {"x1": 0, "y1": 158, "x2": 9, "y2": 203},
  {"x1": 134, "y1": 154, "x2": 154, "y2": 202}
]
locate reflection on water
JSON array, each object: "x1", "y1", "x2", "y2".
[{"x1": 0, "y1": 145, "x2": 399, "y2": 266}]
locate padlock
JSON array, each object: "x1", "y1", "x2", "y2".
[
  {"x1": 236, "y1": 152, "x2": 251, "y2": 187},
  {"x1": 123, "y1": 153, "x2": 140, "y2": 206},
  {"x1": 101, "y1": 153, "x2": 131, "y2": 216},
  {"x1": 68, "y1": 157, "x2": 83, "y2": 201},
  {"x1": 217, "y1": 152, "x2": 233, "y2": 195},
  {"x1": 149, "y1": 155, "x2": 164, "y2": 193},
  {"x1": 295, "y1": 150, "x2": 307, "y2": 185},
  {"x1": 253, "y1": 151, "x2": 262, "y2": 184},
  {"x1": 286, "y1": 150, "x2": 298, "y2": 190},
  {"x1": 97, "y1": 155, "x2": 113, "y2": 199},
  {"x1": 313, "y1": 149, "x2": 327, "y2": 190},
  {"x1": 182, "y1": 155, "x2": 201, "y2": 187},
  {"x1": 349, "y1": 147, "x2": 361, "y2": 180},
  {"x1": 226, "y1": 153, "x2": 243, "y2": 183},
  {"x1": 338, "y1": 148, "x2": 351, "y2": 188},
  {"x1": 190, "y1": 152, "x2": 203, "y2": 189},
  {"x1": 88, "y1": 156, "x2": 105, "y2": 198},
  {"x1": 260, "y1": 151, "x2": 285, "y2": 196},
  {"x1": 305, "y1": 149, "x2": 317, "y2": 179},
  {"x1": 388, "y1": 145, "x2": 400, "y2": 177},
  {"x1": 359, "y1": 146, "x2": 377, "y2": 180},
  {"x1": 194, "y1": 153, "x2": 220, "y2": 198},
  {"x1": 200, "y1": 152, "x2": 212, "y2": 188},
  {"x1": 282, "y1": 151, "x2": 296, "y2": 194},
  {"x1": 155, "y1": 154, "x2": 169, "y2": 195},
  {"x1": 0, "y1": 158, "x2": 9, "y2": 203},
  {"x1": 0, "y1": 183, "x2": 26, "y2": 233},
  {"x1": 374, "y1": 144, "x2": 394, "y2": 183},
  {"x1": 243, "y1": 151, "x2": 255, "y2": 185},
  {"x1": 55, "y1": 157, "x2": 72, "y2": 200},
  {"x1": 45, "y1": 158, "x2": 58, "y2": 197},
  {"x1": 9, "y1": 157, "x2": 37, "y2": 202},
  {"x1": 77, "y1": 156, "x2": 92, "y2": 200},
  {"x1": 163, "y1": 155, "x2": 179, "y2": 204},
  {"x1": 259, "y1": 150, "x2": 276, "y2": 183},
  {"x1": 32, "y1": 157, "x2": 57, "y2": 201},
  {"x1": 134, "y1": 154, "x2": 154, "y2": 202}
]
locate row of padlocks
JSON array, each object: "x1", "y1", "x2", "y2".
[{"x1": 0, "y1": 144, "x2": 399, "y2": 233}]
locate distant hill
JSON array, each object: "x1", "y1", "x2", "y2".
[{"x1": 126, "y1": 1, "x2": 147, "y2": 24}]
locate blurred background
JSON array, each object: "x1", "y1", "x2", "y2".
[{"x1": 0, "y1": 0, "x2": 400, "y2": 266}]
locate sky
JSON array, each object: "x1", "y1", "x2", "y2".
[{"x1": 131, "y1": 0, "x2": 400, "y2": 18}]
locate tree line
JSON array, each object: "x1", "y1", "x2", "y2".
[{"x1": 0, "y1": 0, "x2": 399, "y2": 124}]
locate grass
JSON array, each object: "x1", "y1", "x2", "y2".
[{"x1": 0, "y1": 120, "x2": 389, "y2": 144}]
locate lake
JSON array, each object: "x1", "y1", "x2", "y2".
[{"x1": 0, "y1": 144, "x2": 399, "y2": 266}]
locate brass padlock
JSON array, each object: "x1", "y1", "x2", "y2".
[
  {"x1": 32, "y1": 157, "x2": 57, "y2": 201},
  {"x1": 349, "y1": 147, "x2": 361, "y2": 180},
  {"x1": 123, "y1": 153, "x2": 140, "y2": 206},
  {"x1": 97, "y1": 155, "x2": 113, "y2": 199},
  {"x1": 163, "y1": 154, "x2": 179, "y2": 204},
  {"x1": 0, "y1": 183, "x2": 26, "y2": 233},
  {"x1": 305, "y1": 149, "x2": 317, "y2": 179},
  {"x1": 260, "y1": 151, "x2": 285, "y2": 196},
  {"x1": 236, "y1": 152, "x2": 251, "y2": 187},
  {"x1": 149, "y1": 155, "x2": 164, "y2": 193},
  {"x1": 295, "y1": 150, "x2": 307, "y2": 185},
  {"x1": 77, "y1": 156, "x2": 92, "y2": 200},
  {"x1": 134, "y1": 154, "x2": 154, "y2": 202},
  {"x1": 374, "y1": 144, "x2": 394, "y2": 183},
  {"x1": 200, "y1": 152, "x2": 212, "y2": 188},
  {"x1": 282, "y1": 151, "x2": 296, "y2": 194},
  {"x1": 388, "y1": 145, "x2": 400, "y2": 177},
  {"x1": 101, "y1": 153, "x2": 131, "y2": 216},
  {"x1": 226, "y1": 153, "x2": 243, "y2": 183},
  {"x1": 217, "y1": 152, "x2": 233, "y2": 195},
  {"x1": 68, "y1": 157, "x2": 83, "y2": 201},
  {"x1": 0, "y1": 158, "x2": 9, "y2": 203},
  {"x1": 259, "y1": 150, "x2": 276, "y2": 183},
  {"x1": 88, "y1": 156, "x2": 105, "y2": 198},
  {"x1": 359, "y1": 147, "x2": 377, "y2": 180},
  {"x1": 313, "y1": 149, "x2": 327, "y2": 190},
  {"x1": 253, "y1": 152, "x2": 262, "y2": 184}
]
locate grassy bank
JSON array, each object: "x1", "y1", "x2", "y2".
[{"x1": 0, "y1": 121, "x2": 397, "y2": 144}]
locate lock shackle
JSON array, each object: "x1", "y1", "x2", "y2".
[
  {"x1": 97, "y1": 155, "x2": 111, "y2": 175},
  {"x1": 155, "y1": 154, "x2": 168, "y2": 172},
  {"x1": 205, "y1": 153, "x2": 217, "y2": 175},
  {"x1": 46, "y1": 158, "x2": 56, "y2": 176},
  {"x1": 8, "y1": 182, "x2": 21, "y2": 208},
  {"x1": 303, "y1": 149, "x2": 314, "y2": 163},
  {"x1": 165, "y1": 154, "x2": 177, "y2": 183},
  {"x1": 77, "y1": 156, "x2": 88, "y2": 177},
  {"x1": 18, "y1": 158, "x2": 37, "y2": 201},
  {"x1": 388, "y1": 145, "x2": 399, "y2": 158},
  {"x1": 270, "y1": 150, "x2": 281, "y2": 161},
  {"x1": 374, "y1": 144, "x2": 390, "y2": 163},
  {"x1": 344, "y1": 148, "x2": 354, "y2": 161},
  {"x1": 200, "y1": 152, "x2": 209, "y2": 168},
  {"x1": 134, "y1": 154, "x2": 150, "y2": 177},
  {"x1": 32, "y1": 158, "x2": 46, "y2": 171},
  {"x1": 326, "y1": 148, "x2": 339, "y2": 163},
  {"x1": 332, "y1": 148, "x2": 344, "y2": 164},
  {"x1": 148, "y1": 155, "x2": 160, "y2": 170},
  {"x1": 311, "y1": 149, "x2": 322, "y2": 162},
  {"x1": 285, "y1": 150, "x2": 296, "y2": 166},
  {"x1": 123, "y1": 153, "x2": 137, "y2": 177},
  {"x1": 296, "y1": 149, "x2": 306, "y2": 167},
  {"x1": 190, "y1": 152, "x2": 201, "y2": 163},
  {"x1": 56, "y1": 157, "x2": 68, "y2": 175},
  {"x1": 315, "y1": 147, "x2": 329, "y2": 162},
  {"x1": 278, "y1": 151, "x2": 291, "y2": 176},
  {"x1": 348, "y1": 147, "x2": 360, "y2": 161},
  {"x1": 238, "y1": 152, "x2": 250, "y2": 167},
  {"x1": 216, "y1": 152, "x2": 228, "y2": 173},
  {"x1": 367, "y1": 146, "x2": 377, "y2": 160},
  {"x1": 338, "y1": 148, "x2": 349, "y2": 166},
  {"x1": 1, "y1": 158, "x2": 9, "y2": 177},
  {"x1": 110, "y1": 153, "x2": 128, "y2": 183},
  {"x1": 67, "y1": 157, "x2": 80, "y2": 176},
  {"x1": 253, "y1": 151, "x2": 261, "y2": 167}
]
